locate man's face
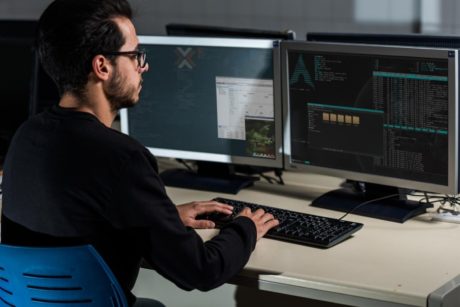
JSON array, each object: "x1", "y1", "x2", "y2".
[
  {"x1": 105, "y1": 62, "x2": 140, "y2": 110},
  {"x1": 105, "y1": 17, "x2": 148, "y2": 111}
]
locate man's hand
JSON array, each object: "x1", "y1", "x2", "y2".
[
  {"x1": 237, "y1": 208, "x2": 279, "y2": 241},
  {"x1": 177, "y1": 200, "x2": 233, "y2": 229}
]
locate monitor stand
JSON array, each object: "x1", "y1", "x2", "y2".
[
  {"x1": 310, "y1": 181, "x2": 432, "y2": 223},
  {"x1": 159, "y1": 161, "x2": 259, "y2": 194}
]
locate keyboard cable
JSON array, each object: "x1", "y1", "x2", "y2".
[{"x1": 338, "y1": 193, "x2": 400, "y2": 221}]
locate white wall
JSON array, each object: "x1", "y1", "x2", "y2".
[
  {"x1": 129, "y1": 0, "x2": 420, "y2": 38},
  {"x1": 428, "y1": 0, "x2": 460, "y2": 34},
  {"x1": 6, "y1": 0, "x2": 457, "y2": 39},
  {"x1": 0, "y1": 0, "x2": 427, "y2": 40},
  {"x1": 0, "y1": 1, "x2": 50, "y2": 19}
]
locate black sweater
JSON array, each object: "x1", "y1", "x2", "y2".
[{"x1": 1, "y1": 106, "x2": 256, "y2": 305}]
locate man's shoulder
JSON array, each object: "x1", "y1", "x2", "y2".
[
  {"x1": 19, "y1": 109, "x2": 152, "y2": 163},
  {"x1": 102, "y1": 127, "x2": 147, "y2": 154},
  {"x1": 93, "y1": 123, "x2": 157, "y2": 169}
]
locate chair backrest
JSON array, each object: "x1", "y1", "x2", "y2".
[{"x1": 0, "y1": 244, "x2": 128, "y2": 306}]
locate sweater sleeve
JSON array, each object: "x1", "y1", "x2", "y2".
[{"x1": 109, "y1": 148, "x2": 257, "y2": 291}]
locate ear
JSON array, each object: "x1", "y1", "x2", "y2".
[{"x1": 91, "y1": 55, "x2": 112, "y2": 81}]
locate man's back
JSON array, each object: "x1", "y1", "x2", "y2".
[
  {"x1": 1, "y1": 106, "x2": 154, "y2": 303},
  {"x1": 2, "y1": 105, "x2": 259, "y2": 305},
  {"x1": 3, "y1": 105, "x2": 147, "y2": 235}
]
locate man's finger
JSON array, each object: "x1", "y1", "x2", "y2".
[
  {"x1": 261, "y1": 213, "x2": 275, "y2": 223},
  {"x1": 253, "y1": 208, "x2": 265, "y2": 218},
  {"x1": 264, "y1": 218, "x2": 279, "y2": 229},
  {"x1": 192, "y1": 220, "x2": 216, "y2": 229},
  {"x1": 195, "y1": 203, "x2": 233, "y2": 215}
]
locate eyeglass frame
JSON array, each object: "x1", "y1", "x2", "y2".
[{"x1": 103, "y1": 49, "x2": 147, "y2": 69}]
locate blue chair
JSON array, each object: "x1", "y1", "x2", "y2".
[{"x1": 0, "y1": 244, "x2": 128, "y2": 306}]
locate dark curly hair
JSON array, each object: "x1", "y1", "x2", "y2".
[{"x1": 37, "y1": 0, "x2": 133, "y2": 98}]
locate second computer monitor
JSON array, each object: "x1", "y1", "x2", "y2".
[
  {"x1": 282, "y1": 41, "x2": 458, "y2": 195},
  {"x1": 281, "y1": 41, "x2": 458, "y2": 221},
  {"x1": 120, "y1": 36, "x2": 283, "y2": 169}
]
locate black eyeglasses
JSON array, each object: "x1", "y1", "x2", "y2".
[{"x1": 103, "y1": 50, "x2": 147, "y2": 69}]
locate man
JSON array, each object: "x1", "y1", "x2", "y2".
[{"x1": 1, "y1": 0, "x2": 279, "y2": 306}]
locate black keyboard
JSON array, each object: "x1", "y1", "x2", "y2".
[{"x1": 201, "y1": 197, "x2": 363, "y2": 248}]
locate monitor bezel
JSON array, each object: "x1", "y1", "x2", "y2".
[
  {"x1": 120, "y1": 35, "x2": 284, "y2": 169},
  {"x1": 281, "y1": 41, "x2": 459, "y2": 194},
  {"x1": 306, "y1": 32, "x2": 460, "y2": 49},
  {"x1": 166, "y1": 23, "x2": 296, "y2": 40}
]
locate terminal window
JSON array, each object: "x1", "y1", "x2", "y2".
[{"x1": 288, "y1": 50, "x2": 449, "y2": 185}]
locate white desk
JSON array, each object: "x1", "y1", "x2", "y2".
[
  {"x1": 165, "y1": 171, "x2": 460, "y2": 307},
  {"x1": 2, "y1": 168, "x2": 459, "y2": 306}
]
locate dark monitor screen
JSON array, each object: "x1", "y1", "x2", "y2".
[
  {"x1": 0, "y1": 20, "x2": 38, "y2": 167},
  {"x1": 0, "y1": 20, "x2": 37, "y2": 38},
  {"x1": 120, "y1": 36, "x2": 283, "y2": 169},
  {"x1": 166, "y1": 23, "x2": 296, "y2": 40},
  {"x1": 281, "y1": 41, "x2": 458, "y2": 220},
  {"x1": 29, "y1": 60, "x2": 60, "y2": 115},
  {"x1": 306, "y1": 32, "x2": 460, "y2": 49},
  {"x1": 0, "y1": 20, "x2": 59, "y2": 167},
  {"x1": 0, "y1": 40, "x2": 35, "y2": 166}
]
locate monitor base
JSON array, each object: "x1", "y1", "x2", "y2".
[
  {"x1": 311, "y1": 187, "x2": 432, "y2": 223},
  {"x1": 159, "y1": 168, "x2": 258, "y2": 194}
]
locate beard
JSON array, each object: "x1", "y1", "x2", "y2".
[{"x1": 105, "y1": 69, "x2": 142, "y2": 111}]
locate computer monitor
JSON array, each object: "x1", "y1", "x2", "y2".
[
  {"x1": 29, "y1": 56, "x2": 60, "y2": 115},
  {"x1": 281, "y1": 41, "x2": 458, "y2": 222},
  {"x1": 0, "y1": 20, "x2": 37, "y2": 168},
  {"x1": 306, "y1": 32, "x2": 460, "y2": 48},
  {"x1": 0, "y1": 20, "x2": 37, "y2": 38},
  {"x1": 166, "y1": 23, "x2": 296, "y2": 40},
  {"x1": 120, "y1": 36, "x2": 283, "y2": 193},
  {"x1": 0, "y1": 20, "x2": 60, "y2": 168}
]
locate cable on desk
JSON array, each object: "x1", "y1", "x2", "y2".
[
  {"x1": 275, "y1": 169, "x2": 284, "y2": 185},
  {"x1": 259, "y1": 169, "x2": 284, "y2": 185},
  {"x1": 410, "y1": 191, "x2": 460, "y2": 215},
  {"x1": 176, "y1": 159, "x2": 194, "y2": 172},
  {"x1": 338, "y1": 193, "x2": 400, "y2": 220}
]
